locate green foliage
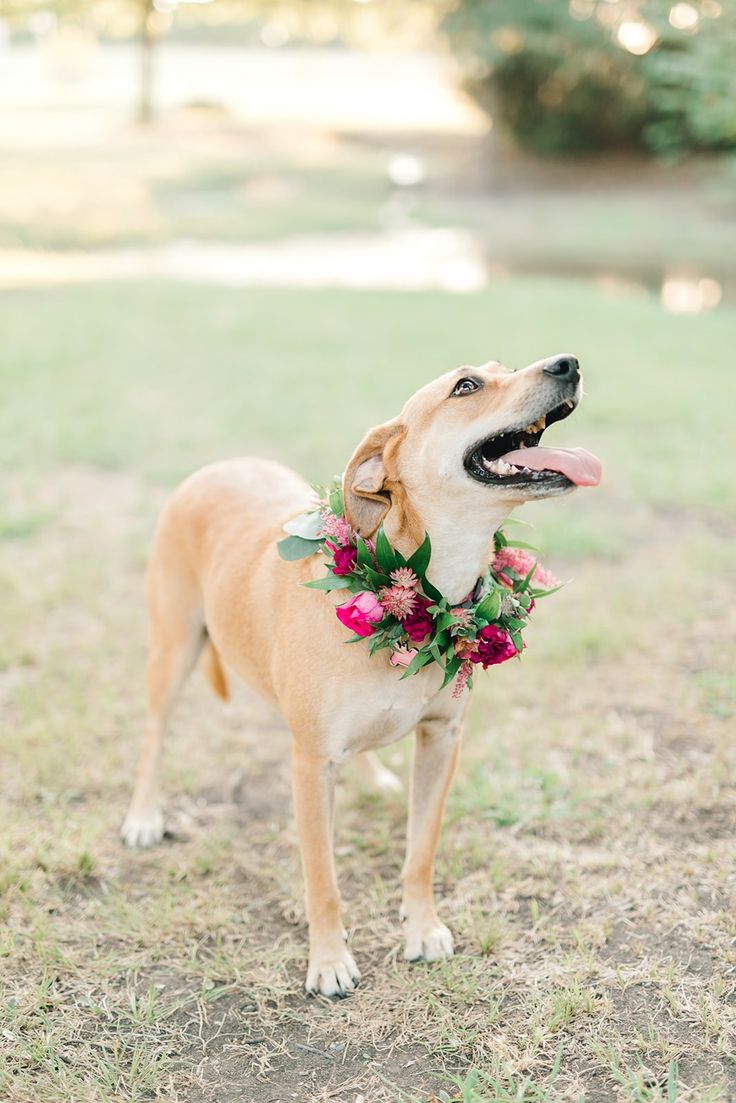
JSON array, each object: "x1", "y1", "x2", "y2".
[{"x1": 442, "y1": 0, "x2": 736, "y2": 155}]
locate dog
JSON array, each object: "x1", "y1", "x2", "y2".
[{"x1": 122, "y1": 354, "x2": 600, "y2": 996}]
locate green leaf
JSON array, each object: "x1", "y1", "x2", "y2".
[
  {"x1": 375, "y1": 526, "x2": 397, "y2": 573},
  {"x1": 434, "y1": 611, "x2": 456, "y2": 633},
  {"x1": 407, "y1": 533, "x2": 431, "y2": 580},
  {"x1": 361, "y1": 566, "x2": 392, "y2": 588},
  {"x1": 440, "y1": 655, "x2": 463, "y2": 689},
  {"x1": 399, "y1": 649, "x2": 433, "y2": 679},
  {"x1": 277, "y1": 535, "x2": 321, "y2": 561},
  {"x1": 530, "y1": 582, "x2": 565, "y2": 598},
  {"x1": 303, "y1": 575, "x2": 353, "y2": 591},
  {"x1": 283, "y1": 510, "x2": 324, "y2": 540},
  {"x1": 504, "y1": 538, "x2": 541, "y2": 552},
  {"x1": 422, "y1": 576, "x2": 442, "y2": 603},
  {"x1": 476, "y1": 590, "x2": 501, "y2": 622},
  {"x1": 357, "y1": 538, "x2": 373, "y2": 569},
  {"x1": 329, "y1": 486, "x2": 344, "y2": 517}
]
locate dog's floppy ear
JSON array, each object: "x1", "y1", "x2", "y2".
[{"x1": 343, "y1": 420, "x2": 403, "y2": 538}]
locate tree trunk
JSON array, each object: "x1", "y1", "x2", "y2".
[{"x1": 138, "y1": 0, "x2": 155, "y2": 125}]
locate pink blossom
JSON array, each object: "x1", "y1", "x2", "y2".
[
  {"x1": 326, "y1": 541, "x2": 357, "y2": 576},
  {"x1": 468, "y1": 624, "x2": 518, "y2": 669},
  {"x1": 493, "y1": 547, "x2": 560, "y2": 591},
  {"x1": 403, "y1": 595, "x2": 435, "y2": 643},
  {"x1": 379, "y1": 585, "x2": 417, "y2": 620},
  {"x1": 335, "y1": 592, "x2": 384, "y2": 637},
  {"x1": 450, "y1": 607, "x2": 474, "y2": 630},
  {"x1": 320, "y1": 509, "x2": 353, "y2": 546},
  {"x1": 390, "y1": 645, "x2": 418, "y2": 668},
  {"x1": 390, "y1": 567, "x2": 418, "y2": 589},
  {"x1": 452, "y1": 659, "x2": 473, "y2": 698}
]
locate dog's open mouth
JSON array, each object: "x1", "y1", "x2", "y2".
[{"x1": 464, "y1": 398, "x2": 601, "y2": 489}]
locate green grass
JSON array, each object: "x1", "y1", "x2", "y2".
[{"x1": 2, "y1": 277, "x2": 735, "y2": 1102}]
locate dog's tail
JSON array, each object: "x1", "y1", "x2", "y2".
[{"x1": 201, "y1": 638, "x2": 230, "y2": 702}]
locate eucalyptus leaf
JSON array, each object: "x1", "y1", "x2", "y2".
[
  {"x1": 277, "y1": 534, "x2": 321, "y2": 561},
  {"x1": 283, "y1": 510, "x2": 324, "y2": 541}
]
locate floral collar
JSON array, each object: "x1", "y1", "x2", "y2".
[{"x1": 277, "y1": 479, "x2": 561, "y2": 697}]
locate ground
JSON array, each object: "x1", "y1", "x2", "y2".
[{"x1": 1, "y1": 278, "x2": 735, "y2": 1102}]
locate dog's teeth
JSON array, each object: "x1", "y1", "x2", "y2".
[{"x1": 564, "y1": 398, "x2": 575, "y2": 410}]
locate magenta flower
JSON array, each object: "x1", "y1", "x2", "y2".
[
  {"x1": 468, "y1": 624, "x2": 517, "y2": 668},
  {"x1": 326, "y1": 541, "x2": 357, "y2": 576},
  {"x1": 335, "y1": 591, "x2": 384, "y2": 637},
  {"x1": 379, "y1": 585, "x2": 417, "y2": 620},
  {"x1": 493, "y1": 547, "x2": 559, "y2": 591},
  {"x1": 402, "y1": 595, "x2": 434, "y2": 643}
]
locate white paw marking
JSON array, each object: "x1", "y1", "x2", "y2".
[
  {"x1": 404, "y1": 920, "x2": 454, "y2": 963},
  {"x1": 306, "y1": 947, "x2": 361, "y2": 998},
  {"x1": 121, "y1": 808, "x2": 164, "y2": 849}
]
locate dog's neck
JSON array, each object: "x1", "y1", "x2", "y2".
[{"x1": 385, "y1": 498, "x2": 513, "y2": 606}]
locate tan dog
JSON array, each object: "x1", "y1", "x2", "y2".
[{"x1": 122, "y1": 354, "x2": 600, "y2": 996}]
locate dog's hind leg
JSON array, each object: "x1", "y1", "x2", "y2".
[{"x1": 122, "y1": 531, "x2": 205, "y2": 848}]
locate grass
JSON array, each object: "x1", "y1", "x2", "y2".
[{"x1": 2, "y1": 277, "x2": 736, "y2": 1102}]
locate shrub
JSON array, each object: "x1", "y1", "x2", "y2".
[{"x1": 442, "y1": 0, "x2": 736, "y2": 156}]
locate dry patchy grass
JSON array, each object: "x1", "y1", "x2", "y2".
[{"x1": 2, "y1": 460, "x2": 735, "y2": 1103}]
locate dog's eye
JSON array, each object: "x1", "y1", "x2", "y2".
[{"x1": 451, "y1": 377, "x2": 481, "y2": 397}]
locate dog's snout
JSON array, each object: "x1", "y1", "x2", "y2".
[{"x1": 543, "y1": 354, "x2": 579, "y2": 383}]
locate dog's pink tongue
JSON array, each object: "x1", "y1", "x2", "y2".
[{"x1": 500, "y1": 446, "x2": 602, "y2": 487}]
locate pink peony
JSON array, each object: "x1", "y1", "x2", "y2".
[
  {"x1": 390, "y1": 645, "x2": 418, "y2": 668},
  {"x1": 326, "y1": 541, "x2": 357, "y2": 576},
  {"x1": 379, "y1": 585, "x2": 417, "y2": 620},
  {"x1": 468, "y1": 624, "x2": 518, "y2": 668},
  {"x1": 402, "y1": 595, "x2": 435, "y2": 643},
  {"x1": 493, "y1": 547, "x2": 559, "y2": 591},
  {"x1": 335, "y1": 591, "x2": 384, "y2": 637}
]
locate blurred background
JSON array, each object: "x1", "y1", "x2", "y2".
[{"x1": 2, "y1": 4, "x2": 736, "y2": 1103}]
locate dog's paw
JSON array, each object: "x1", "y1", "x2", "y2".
[
  {"x1": 404, "y1": 919, "x2": 454, "y2": 963},
  {"x1": 306, "y1": 947, "x2": 361, "y2": 998},
  {"x1": 121, "y1": 808, "x2": 164, "y2": 849}
]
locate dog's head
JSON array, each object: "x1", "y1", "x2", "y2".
[{"x1": 343, "y1": 355, "x2": 601, "y2": 542}]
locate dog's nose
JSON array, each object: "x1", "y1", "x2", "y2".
[{"x1": 543, "y1": 354, "x2": 579, "y2": 382}]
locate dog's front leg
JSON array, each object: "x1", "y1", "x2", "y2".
[
  {"x1": 401, "y1": 717, "x2": 462, "y2": 962},
  {"x1": 291, "y1": 747, "x2": 360, "y2": 997}
]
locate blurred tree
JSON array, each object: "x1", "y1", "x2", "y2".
[
  {"x1": 0, "y1": 0, "x2": 440, "y2": 123},
  {"x1": 442, "y1": 0, "x2": 736, "y2": 156}
]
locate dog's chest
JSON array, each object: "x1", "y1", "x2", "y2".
[{"x1": 323, "y1": 666, "x2": 453, "y2": 760}]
